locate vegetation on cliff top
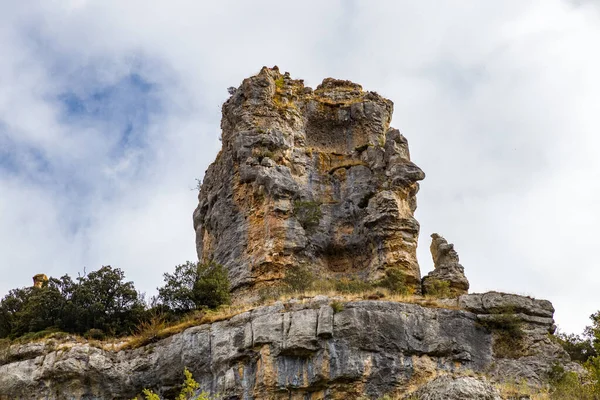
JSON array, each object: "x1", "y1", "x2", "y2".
[
  {"x1": 0, "y1": 262, "x2": 230, "y2": 341},
  {"x1": 4, "y1": 262, "x2": 600, "y2": 399}
]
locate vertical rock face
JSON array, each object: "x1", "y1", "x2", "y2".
[
  {"x1": 422, "y1": 233, "x2": 470, "y2": 296},
  {"x1": 193, "y1": 67, "x2": 425, "y2": 295}
]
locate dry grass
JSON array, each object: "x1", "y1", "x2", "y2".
[
  {"x1": 265, "y1": 287, "x2": 460, "y2": 311},
  {"x1": 117, "y1": 304, "x2": 255, "y2": 351},
  {"x1": 495, "y1": 379, "x2": 550, "y2": 399},
  {"x1": 115, "y1": 286, "x2": 460, "y2": 351},
  {"x1": 1, "y1": 288, "x2": 463, "y2": 354}
]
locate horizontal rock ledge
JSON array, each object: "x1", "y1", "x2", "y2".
[{"x1": 0, "y1": 292, "x2": 568, "y2": 400}]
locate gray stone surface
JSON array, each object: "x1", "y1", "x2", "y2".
[
  {"x1": 0, "y1": 293, "x2": 569, "y2": 400},
  {"x1": 459, "y1": 291, "x2": 554, "y2": 318},
  {"x1": 407, "y1": 375, "x2": 502, "y2": 400}
]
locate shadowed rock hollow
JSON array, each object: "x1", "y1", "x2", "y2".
[{"x1": 193, "y1": 67, "x2": 425, "y2": 296}]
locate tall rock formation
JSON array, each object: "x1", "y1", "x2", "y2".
[
  {"x1": 193, "y1": 67, "x2": 425, "y2": 295},
  {"x1": 422, "y1": 233, "x2": 470, "y2": 297}
]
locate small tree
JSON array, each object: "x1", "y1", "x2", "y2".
[
  {"x1": 282, "y1": 265, "x2": 315, "y2": 293},
  {"x1": 376, "y1": 269, "x2": 409, "y2": 295},
  {"x1": 0, "y1": 266, "x2": 145, "y2": 339},
  {"x1": 158, "y1": 261, "x2": 230, "y2": 313},
  {"x1": 0, "y1": 287, "x2": 33, "y2": 338},
  {"x1": 193, "y1": 263, "x2": 230, "y2": 309},
  {"x1": 141, "y1": 368, "x2": 212, "y2": 400},
  {"x1": 69, "y1": 266, "x2": 145, "y2": 336}
]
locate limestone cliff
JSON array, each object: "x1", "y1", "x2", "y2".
[
  {"x1": 193, "y1": 67, "x2": 425, "y2": 296},
  {"x1": 0, "y1": 293, "x2": 571, "y2": 400}
]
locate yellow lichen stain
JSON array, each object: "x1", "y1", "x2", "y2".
[
  {"x1": 312, "y1": 91, "x2": 366, "y2": 107},
  {"x1": 238, "y1": 363, "x2": 244, "y2": 380},
  {"x1": 309, "y1": 390, "x2": 326, "y2": 400},
  {"x1": 254, "y1": 345, "x2": 275, "y2": 396},
  {"x1": 363, "y1": 354, "x2": 373, "y2": 378},
  {"x1": 335, "y1": 224, "x2": 355, "y2": 244},
  {"x1": 321, "y1": 347, "x2": 331, "y2": 379},
  {"x1": 199, "y1": 231, "x2": 216, "y2": 264},
  {"x1": 405, "y1": 355, "x2": 438, "y2": 393},
  {"x1": 303, "y1": 363, "x2": 309, "y2": 387}
]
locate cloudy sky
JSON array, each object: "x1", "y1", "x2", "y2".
[{"x1": 0, "y1": 0, "x2": 598, "y2": 334}]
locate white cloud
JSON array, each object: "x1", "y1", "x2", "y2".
[{"x1": 0, "y1": 0, "x2": 598, "y2": 334}]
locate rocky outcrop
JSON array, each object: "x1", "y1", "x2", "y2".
[
  {"x1": 193, "y1": 67, "x2": 425, "y2": 296},
  {"x1": 0, "y1": 293, "x2": 570, "y2": 400},
  {"x1": 422, "y1": 233, "x2": 469, "y2": 297},
  {"x1": 32, "y1": 274, "x2": 48, "y2": 288}
]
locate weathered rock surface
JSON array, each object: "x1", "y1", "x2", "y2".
[
  {"x1": 193, "y1": 67, "x2": 425, "y2": 295},
  {"x1": 407, "y1": 375, "x2": 502, "y2": 400},
  {"x1": 422, "y1": 233, "x2": 469, "y2": 297},
  {"x1": 0, "y1": 293, "x2": 569, "y2": 400}
]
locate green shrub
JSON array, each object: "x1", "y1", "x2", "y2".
[
  {"x1": 274, "y1": 76, "x2": 285, "y2": 89},
  {"x1": 283, "y1": 265, "x2": 315, "y2": 293},
  {"x1": 158, "y1": 261, "x2": 231, "y2": 313},
  {"x1": 334, "y1": 278, "x2": 372, "y2": 294},
  {"x1": 331, "y1": 301, "x2": 344, "y2": 314},
  {"x1": 375, "y1": 269, "x2": 408, "y2": 295},
  {"x1": 477, "y1": 313, "x2": 524, "y2": 359},
  {"x1": 311, "y1": 279, "x2": 335, "y2": 293},
  {"x1": 84, "y1": 328, "x2": 106, "y2": 341},
  {"x1": 553, "y1": 331, "x2": 596, "y2": 363},
  {"x1": 139, "y1": 367, "x2": 214, "y2": 400},
  {"x1": 548, "y1": 361, "x2": 600, "y2": 399},
  {"x1": 257, "y1": 286, "x2": 283, "y2": 303},
  {"x1": 425, "y1": 279, "x2": 451, "y2": 298},
  {"x1": 193, "y1": 263, "x2": 231, "y2": 309},
  {"x1": 17, "y1": 328, "x2": 62, "y2": 342}
]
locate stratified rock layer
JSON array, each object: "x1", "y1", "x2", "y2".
[
  {"x1": 422, "y1": 233, "x2": 469, "y2": 297},
  {"x1": 0, "y1": 294, "x2": 571, "y2": 400},
  {"x1": 193, "y1": 67, "x2": 425, "y2": 295}
]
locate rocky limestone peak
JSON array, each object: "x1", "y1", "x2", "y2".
[
  {"x1": 422, "y1": 233, "x2": 470, "y2": 296},
  {"x1": 193, "y1": 66, "x2": 426, "y2": 296}
]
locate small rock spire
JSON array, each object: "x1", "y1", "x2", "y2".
[
  {"x1": 422, "y1": 233, "x2": 469, "y2": 297},
  {"x1": 32, "y1": 274, "x2": 48, "y2": 288}
]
